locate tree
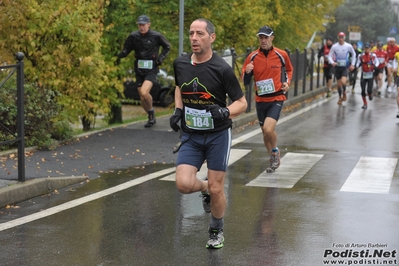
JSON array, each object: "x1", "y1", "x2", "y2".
[
  {"x1": 0, "y1": 0, "x2": 123, "y2": 131},
  {"x1": 124, "y1": 0, "x2": 339, "y2": 59},
  {"x1": 102, "y1": 0, "x2": 138, "y2": 125},
  {"x1": 270, "y1": 0, "x2": 343, "y2": 50},
  {"x1": 324, "y1": 0, "x2": 398, "y2": 43}
]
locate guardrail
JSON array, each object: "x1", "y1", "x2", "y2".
[{"x1": 0, "y1": 52, "x2": 25, "y2": 182}]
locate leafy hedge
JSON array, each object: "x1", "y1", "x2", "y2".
[{"x1": 0, "y1": 73, "x2": 73, "y2": 151}]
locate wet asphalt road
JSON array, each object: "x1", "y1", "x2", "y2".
[{"x1": 0, "y1": 85, "x2": 399, "y2": 266}]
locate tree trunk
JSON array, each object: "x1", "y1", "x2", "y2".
[
  {"x1": 81, "y1": 116, "x2": 91, "y2": 131},
  {"x1": 109, "y1": 103, "x2": 123, "y2": 124}
]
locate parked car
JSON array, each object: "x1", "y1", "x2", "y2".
[{"x1": 123, "y1": 69, "x2": 175, "y2": 107}]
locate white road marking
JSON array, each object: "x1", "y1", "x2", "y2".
[
  {"x1": 0, "y1": 167, "x2": 176, "y2": 232},
  {"x1": 246, "y1": 153, "x2": 324, "y2": 188},
  {"x1": 340, "y1": 157, "x2": 398, "y2": 194},
  {"x1": 160, "y1": 149, "x2": 251, "y2": 181}
]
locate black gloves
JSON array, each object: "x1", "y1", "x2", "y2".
[
  {"x1": 170, "y1": 108, "x2": 183, "y2": 132},
  {"x1": 156, "y1": 57, "x2": 163, "y2": 66},
  {"x1": 205, "y1": 105, "x2": 230, "y2": 122}
]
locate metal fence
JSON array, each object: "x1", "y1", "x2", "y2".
[{"x1": 0, "y1": 52, "x2": 25, "y2": 182}]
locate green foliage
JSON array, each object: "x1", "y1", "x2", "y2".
[
  {"x1": 324, "y1": 0, "x2": 398, "y2": 42},
  {"x1": 0, "y1": 74, "x2": 73, "y2": 151},
  {"x1": 114, "y1": 0, "x2": 342, "y2": 63},
  {"x1": 0, "y1": 0, "x2": 123, "y2": 131}
]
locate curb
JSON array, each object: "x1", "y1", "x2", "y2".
[{"x1": 0, "y1": 176, "x2": 88, "y2": 209}]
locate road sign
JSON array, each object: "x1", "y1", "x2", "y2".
[
  {"x1": 349, "y1": 32, "x2": 361, "y2": 41},
  {"x1": 389, "y1": 27, "x2": 397, "y2": 35},
  {"x1": 348, "y1": 26, "x2": 361, "y2": 32}
]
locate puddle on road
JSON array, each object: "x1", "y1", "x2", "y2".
[{"x1": 0, "y1": 163, "x2": 175, "y2": 222}]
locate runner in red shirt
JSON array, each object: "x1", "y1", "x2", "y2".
[
  {"x1": 373, "y1": 41, "x2": 388, "y2": 95},
  {"x1": 384, "y1": 37, "x2": 399, "y2": 92},
  {"x1": 356, "y1": 43, "x2": 379, "y2": 109},
  {"x1": 318, "y1": 36, "x2": 334, "y2": 97}
]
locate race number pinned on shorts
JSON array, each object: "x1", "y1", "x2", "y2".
[
  {"x1": 138, "y1": 60, "x2": 153, "y2": 69},
  {"x1": 185, "y1": 106, "x2": 214, "y2": 130},
  {"x1": 256, "y1": 78, "x2": 276, "y2": 95}
]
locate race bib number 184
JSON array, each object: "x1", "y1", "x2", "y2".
[{"x1": 185, "y1": 107, "x2": 214, "y2": 130}]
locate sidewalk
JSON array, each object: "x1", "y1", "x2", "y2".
[{"x1": 0, "y1": 86, "x2": 328, "y2": 208}]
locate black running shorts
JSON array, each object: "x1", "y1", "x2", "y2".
[{"x1": 256, "y1": 101, "x2": 284, "y2": 126}]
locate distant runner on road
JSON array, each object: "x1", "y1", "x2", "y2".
[
  {"x1": 318, "y1": 36, "x2": 334, "y2": 97},
  {"x1": 356, "y1": 42, "x2": 379, "y2": 109},
  {"x1": 328, "y1": 32, "x2": 356, "y2": 105}
]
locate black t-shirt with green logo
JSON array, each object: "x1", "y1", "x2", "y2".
[{"x1": 173, "y1": 53, "x2": 244, "y2": 133}]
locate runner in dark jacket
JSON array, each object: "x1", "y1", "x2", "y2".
[
  {"x1": 318, "y1": 36, "x2": 334, "y2": 97},
  {"x1": 116, "y1": 15, "x2": 171, "y2": 127},
  {"x1": 349, "y1": 42, "x2": 362, "y2": 94}
]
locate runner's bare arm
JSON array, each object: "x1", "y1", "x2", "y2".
[{"x1": 227, "y1": 96, "x2": 247, "y2": 119}]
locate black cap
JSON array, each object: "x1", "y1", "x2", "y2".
[
  {"x1": 364, "y1": 42, "x2": 370, "y2": 48},
  {"x1": 137, "y1": 15, "x2": 150, "y2": 24},
  {"x1": 326, "y1": 36, "x2": 334, "y2": 42},
  {"x1": 257, "y1": 26, "x2": 274, "y2": 37}
]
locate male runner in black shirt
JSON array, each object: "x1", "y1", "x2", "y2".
[
  {"x1": 116, "y1": 15, "x2": 171, "y2": 127},
  {"x1": 170, "y1": 18, "x2": 247, "y2": 249}
]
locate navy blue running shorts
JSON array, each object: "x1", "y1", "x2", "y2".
[
  {"x1": 256, "y1": 101, "x2": 283, "y2": 126},
  {"x1": 176, "y1": 128, "x2": 232, "y2": 172}
]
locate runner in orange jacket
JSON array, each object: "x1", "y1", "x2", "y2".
[{"x1": 242, "y1": 25, "x2": 293, "y2": 172}]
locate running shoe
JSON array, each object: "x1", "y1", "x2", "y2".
[
  {"x1": 351, "y1": 88, "x2": 355, "y2": 94},
  {"x1": 326, "y1": 91, "x2": 332, "y2": 98},
  {"x1": 337, "y1": 98, "x2": 342, "y2": 105},
  {"x1": 378, "y1": 90, "x2": 381, "y2": 96},
  {"x1": 387, "y1": 86, "x2": 392, "y2": 93},
  {"x1": 206, "y1": 228, "x2": 224, "y2": 249},
  {"x1": 362, "y1": 105, "x2": 367, "y2": 109},
  {"x1": 200, "y1": 189, "x2": 211, "y2": 213},
  {"x1": 144, "y1": 114, "x2": 156, "y2": 128},
  {"x1": 266, "y1": 150, "x2": 280, "y2": 173},
  {"x1": 342, "y1": 92, "x2": 347, "y2": 101},
  {"x1": 397, "y1": 112, "x2": 399, "y2": 118},
  {"x1": 368, "y1": 94, "x2": 373, "y2": 101}
]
